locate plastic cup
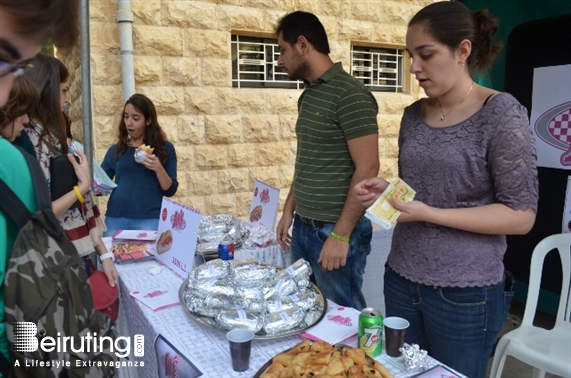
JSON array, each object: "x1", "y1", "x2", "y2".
[
  {"x1": 226, "y1": 329, "x2": 254, "y2": 372},
  {"x1": 384, "y1": 316, "x2": 410, "y2": 357}
]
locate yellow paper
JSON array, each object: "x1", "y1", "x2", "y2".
[{"x1": 366, "y1": 178, "x2": 416, "y2": 225}]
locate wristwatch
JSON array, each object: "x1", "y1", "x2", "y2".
[{"x1": 99, "y1": 252, "x2": 115, "y2": 262}]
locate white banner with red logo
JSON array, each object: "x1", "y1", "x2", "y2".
[
  {"x1": 248, "y1": 179, "x2": 280, "y2": 231},
  {"x1": 530, "y1": 64, "x2": 571, "y2": 169},
  {"x1": 155, "y1": 197, "x2": 201, "y2": 280},
  {"x1": 155, "y1": 334, "x2": 204, "y2": 378}
]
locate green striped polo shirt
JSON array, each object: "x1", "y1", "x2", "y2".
[{"x1": 293, "y1": 62, "x2": 378, "y2": 222}]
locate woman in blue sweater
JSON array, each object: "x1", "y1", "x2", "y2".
[{"x1": 102, "y1": 94, "x2": 178, "y2": 236}]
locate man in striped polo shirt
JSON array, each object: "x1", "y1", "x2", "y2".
[{"x1": 275, "y1": 11, "x2": 380, "y2": 310}]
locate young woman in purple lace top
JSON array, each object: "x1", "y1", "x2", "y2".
[{"x1": 354, "y1": 2, "x2": 539, "y2": 377}]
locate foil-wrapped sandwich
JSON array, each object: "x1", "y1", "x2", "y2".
[
  {"x1": 263, "y1": 307, "x2": 306, "y2": 335},
  {"x1": 232, "y1": 264, "x2": 277, "y2": 287},
  {"x1": 215, "y1": 308, "x2": 265, "y2": 333},
  {"x1": 190, "y1": 259, "x2": 229, "y2": 281}
]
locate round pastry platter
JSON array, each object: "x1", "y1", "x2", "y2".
[{"x1": 178, "y1": 276, "x2": 328, "y2": 340}]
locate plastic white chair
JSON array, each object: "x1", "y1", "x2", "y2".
[{"x1": 490, "y1": 233, "x2": 571, "y2": 378}]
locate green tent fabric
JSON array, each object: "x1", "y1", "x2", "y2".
[{"x1": 460, "y1": 0, "x2": 570, "y2": 90}]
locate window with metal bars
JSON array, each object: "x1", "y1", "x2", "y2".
[
  {"x1": 231, "y1": 35, "x2": 303, "y2": 89},
  {"x1": 351, "y1": 46, "x2": 404, "y2": 92}
]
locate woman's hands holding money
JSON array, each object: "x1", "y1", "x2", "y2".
[
  {"x1": 353, "y1": 177, "x2": 390, "y2": 207},
  {"x1": 387, "y1": 198, "x2": 430, "y2": 223}
]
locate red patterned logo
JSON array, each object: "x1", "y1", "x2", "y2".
[
  {"x1": 327, "y1": 315, "x2": 352, "y2": 326},
  {"x1": 144, "y1": 290, "x2": 167, "y2": 298},
  {"x1": 137, "y1": 232, "x2": 148, "y2": 238},
  {"x1": 170, "y1": 210, "x2": 186, "y2": 231},
  {"x1": 254, "y1": 187, "x2": 259, "y2": 197},
  {"x1": 162, "y1": 208, "x2": 168, "y2": 221},
  {"x1": 534, "y1": 101, "x2": 571, "y2": 165},
  {"x1": 161, "y1": 352, "x2": 180, "y2": 378}
]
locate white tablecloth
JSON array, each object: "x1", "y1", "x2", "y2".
[{"x1": 114, "y1": 245, "x2": 464, "y2": 378}]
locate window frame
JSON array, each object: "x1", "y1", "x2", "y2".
[{"x1": 351, "y1": 44, "x2": 406, "y2": 93}]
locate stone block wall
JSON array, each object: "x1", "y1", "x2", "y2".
[{"x1": 59, "y1": 0, "x2": 436, "y2": 220}]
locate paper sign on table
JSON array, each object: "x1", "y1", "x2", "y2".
[
  {"x1": 155, "y1": 334, "x2": 204, "y2": 378},
  {"x1": 155, "y1": 197, "x2": 201, "y2": 280},
  {"x1": 248, "y1": 179, "x2": 280, "y2": 230},
  {"x1": 130, "y1": 288, "x2": 180, "y2": 311},
  {"x1": 300, "y1": 302, "x2": 360, "y2": 345}
]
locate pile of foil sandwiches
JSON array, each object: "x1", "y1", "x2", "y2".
[{"x1": 182, "y1": 258, "x2": 325, "y2": 337}]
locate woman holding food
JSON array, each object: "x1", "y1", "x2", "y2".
[
  {"x1": 353, "y1": 2, "x2": 538, "y2": 378},
  {"x1": 102, "y1": 93, "x2": 178, "y2": 236}
]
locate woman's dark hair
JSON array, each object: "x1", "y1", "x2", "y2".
[
  {"x1": 0, "y1": 0, "x2": 79, "y2": 49},
  {"x1": 409, "y1": 1, "x2": 502, "y2": 73},
  {"x1": 23, "y1": 53, "x2": 70, "y2": 153},
  {"x1": 115, "y1": 93, "x2": 168, "y2": 164},
  {"x1": 0, "y1": 76, "x2": 39, "y2": 129},
  {"x1": 275, "y1": 11, "x2": 330, "y2": 54}
]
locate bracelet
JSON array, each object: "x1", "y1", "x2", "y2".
[
  {"x1": 73, "y1": 185, "x2": 85, "y2": 203},
  {"x1": 99, "y1": 252, "x2": 115, "y2": 262},
  {"x1": 330, "y1": 231, "x2": 350, "y2": 243}
]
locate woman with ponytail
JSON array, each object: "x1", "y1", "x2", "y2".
[{"x1": 354, "y1": 2, "x2": 538, "y2": 377}]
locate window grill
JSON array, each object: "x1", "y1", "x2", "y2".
[
  {"x1": 231, "y1": 35, "x2": 303, "y2": 89},
  {"x1": 351, "y1": 46, "x2": 403, "y2": 92}
]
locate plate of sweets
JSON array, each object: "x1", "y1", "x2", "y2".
[
  {"x1": 110, "y1": 230, "x2": 157, "y2": 263},
  {"x1": 254, "y1": 339, "x2": 394, "y2": 378}
]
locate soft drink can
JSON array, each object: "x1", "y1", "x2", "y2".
[
  {"x1": 358, "y1": 307, "x2": 383, "y2": 357},
  {"x1": 218, "y1": 241, "x2": 234, "y2": 260}
]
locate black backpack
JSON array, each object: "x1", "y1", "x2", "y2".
[{"x1": 0, "y1": 149, "x2": 117, "y2": 377}]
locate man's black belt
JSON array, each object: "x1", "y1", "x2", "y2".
[{"x1": 298, "y1": 216, "x2": 334, "y2": 228}]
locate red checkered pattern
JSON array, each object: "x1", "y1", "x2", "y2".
[{"x1": 548, "y1": 108, "x2": 571, "y2": 144}]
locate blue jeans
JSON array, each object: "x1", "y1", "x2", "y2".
[
  {"x1": 291, "y1": 214, "x2": 372, "y2": 310},
  {"x1": 103, "y1": 216, "x2": 159, "y2": 237},
  {"x1": 384, "y1": 265, "x2": 513, "y2": 378}
]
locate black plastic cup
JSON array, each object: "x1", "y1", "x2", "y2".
[
  {"x1": 226, "y1": 329, "x2": 254, "y2": 372},
  {"x1": 384, "y1": 316, "x2": 410, "y2": 357}
]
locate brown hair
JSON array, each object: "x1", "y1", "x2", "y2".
[
  {"x1": 115, "y1": 94, "x2": 169, "y2": 164},
  {"x1": 409, "y1": 1, "x2": 502, "y2": 73},
  {"x1": 0, "y1": 76, "x2": 39, "y2": 129},
  {"x1": 0, "y1": 0, "x2": 79, "y2": 49},
  {"x1": 23, "y1": 53, "x2": 70, "y2": 153}
]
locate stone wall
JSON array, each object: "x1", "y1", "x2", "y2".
[{"x1": 59, "y1": 0, "x2": 436, "y2": 220}]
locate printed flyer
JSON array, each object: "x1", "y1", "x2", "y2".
[
  {"x1": 155, "y1": 198, "x2": 201, "y2": 280},
  {"x1": 248, "y1": 179, "x2": 280, "y2": 231}
]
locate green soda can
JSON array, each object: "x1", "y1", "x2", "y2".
[{"x1": 358, "y1": 307, "x2": 383, "y2": 357}]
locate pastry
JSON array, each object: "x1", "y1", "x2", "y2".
[{"x1": 156, "y1": 230, "x2": 173, "y2": 254}]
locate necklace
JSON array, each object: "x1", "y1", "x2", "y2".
[{"x1": 438, "y1": 82, "x2": 474, "y2": 121}]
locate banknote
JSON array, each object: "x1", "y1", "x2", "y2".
[{"x1": 365, "y1": 178, "x2": 416, "y2": 228}]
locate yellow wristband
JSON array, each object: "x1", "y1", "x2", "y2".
[
  {"x1": 73, "y1": 185, "x2": 85, "y2": 203},
  {"x1": 330, "y1": 231, "x2": 350, "y2": 242}
]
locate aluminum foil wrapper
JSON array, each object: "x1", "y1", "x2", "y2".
[
  {"x1": 261, "y1": 277, "x2": 299, "y2": 300},
  {"x1": 229, "y1": 258, "x2": 259, "y2": 269},
  {"x1": 183, "y1": 293, "x2": 204, "y2": 313},
  {"x1": 287, "y1": 291, "x2": 318, "y2": 311},
  {"x1": 401, "y1": 344, "x2": 429, "y2": 372},
  {"x1": 263, "y1": 307, "x2": 305, "y2": 335},
  {"x1": 203, "y1": 292, "x2": 250, "y2": 311},
  {"x1": 196, "y1": 214, "x2": 250, "y2": 254},
  {"x1": 278, "y1": 258, "x2": 312, "y2": 281},
  {"x1": 189, "y1": 278, "x2": 236, "y2": 297},
  {"x1": 134, "y1": 150, "x2": 147, "y2": 164},
  {"x1": 266, "y1": 297, "x2": 299, "y2": 314},
  {"x1": 232, "y1": 264, "x2": 277, "y2": 287},
  {"x1": 215, "y1": 308, "x2": 264, "y2": 333},
  {"x1": 303, "y1": 307, "x2": 323, "y2": 327},
  {"x1": 191, "y1": 259, "x2": 229, "y2": 281}
]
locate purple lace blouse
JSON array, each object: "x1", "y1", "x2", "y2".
[{"x1": 388, "y1": 92, "x2": 539, "y2": 287}]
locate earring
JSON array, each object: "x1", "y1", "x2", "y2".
[{"x1": 460, "y1": 61, "x2": 465, "y2": 67}]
